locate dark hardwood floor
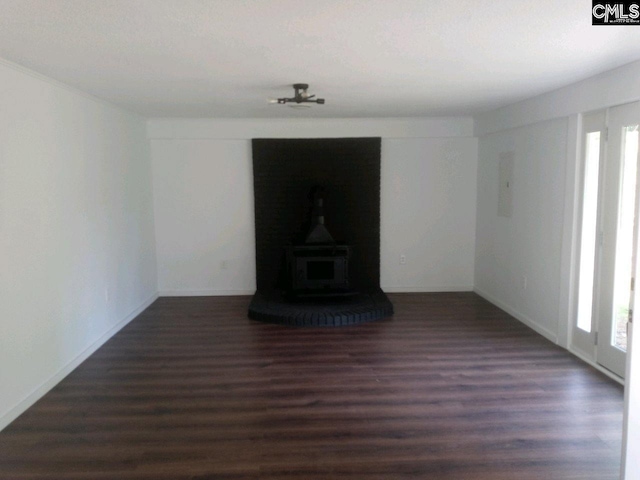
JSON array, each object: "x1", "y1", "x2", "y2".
[{"x1": 0, "y1": 293, "x2": 623, "y2": 479}]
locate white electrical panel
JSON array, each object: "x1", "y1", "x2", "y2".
[{"x1": 498, "y1": 152, "x2": 514, "y2": 218}]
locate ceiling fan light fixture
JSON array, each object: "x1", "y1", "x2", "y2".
[{"x1": 271, "y1": 83, "x2": 325, "y2": 106}]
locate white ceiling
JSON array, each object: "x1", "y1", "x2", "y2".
[{"x1": 2, "y1": 0, "x2": 640, "y2": 118}]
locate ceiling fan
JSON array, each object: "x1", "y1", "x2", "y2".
[{"x1": 269, "y1": 83, "x2": 325, "y2": 106}]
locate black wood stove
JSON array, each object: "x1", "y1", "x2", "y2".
[{"x1": 286, "y1": 187, "x2": 351, "y2": 296}]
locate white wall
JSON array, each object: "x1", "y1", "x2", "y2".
[
  {"x1": 475, "y1": 60, "x2": 640, "y2": 136},
  {"x1": 0, "y1": 60, "x2": 157, "y2": 430},
  {"x1": 148, "y1": 118, "x2": 478, "y2": 295},
  {"x1": 474, "y1": 118, "x2": 568, "y2": 341},
  {"x1": 473, "y1": 59, "x2": 640, "y2": 346},
  {"x1": 381, "y1": 138, "x2": 477, "y2": 291},
  {"x1": 151, "y1": 139, "x2": 255, "y2": 295}
]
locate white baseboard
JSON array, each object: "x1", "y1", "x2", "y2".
[
  {"x1": 472, "y1": 289, "x2": 624, "y2": 386},
  {"x1": 0, "y1": 292, "x2": 159, "y2": 432},
  {"x1": 473, "y1": 287, "x2": 558, "y2": 344},
  {"x1": 568, "y1": 346, "x2": 624, "y2": 386},
  {"x1": 160, "y1": 288, "x2": 475, "y2": 296},
  {"x1": 382, "y1": 285, "x2": 474, "y2": 293},
  {"x1": 158, "y1": 289, "x2": 254, "y2": 296}
]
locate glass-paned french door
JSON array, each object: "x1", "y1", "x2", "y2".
[{"x1": 574, "y1": 102, "x2": 640, "y2": 378}]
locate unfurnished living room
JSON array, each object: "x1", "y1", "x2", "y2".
[{"x1": 1, "y1": 1, "x2": 640, "y2": 479}]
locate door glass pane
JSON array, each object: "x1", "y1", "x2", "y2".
[
  {"x1": 611, "y1": 124, "x2": 639, "y2": 351},
  {"x1": 577, "y1": 131, "x2": 602, "y2": 332}
]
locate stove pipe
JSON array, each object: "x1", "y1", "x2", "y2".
[{"x1": 305, "y1": 187, "x2": 335, "y2": 244}]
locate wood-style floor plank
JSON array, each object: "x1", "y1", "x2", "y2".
[{"x1": 0, "y1": 293, "x2": 623, "y2": 479}]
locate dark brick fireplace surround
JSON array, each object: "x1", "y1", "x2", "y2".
[{"x1": 248, "y1": 137, "x2": 393, "y2": 326}]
